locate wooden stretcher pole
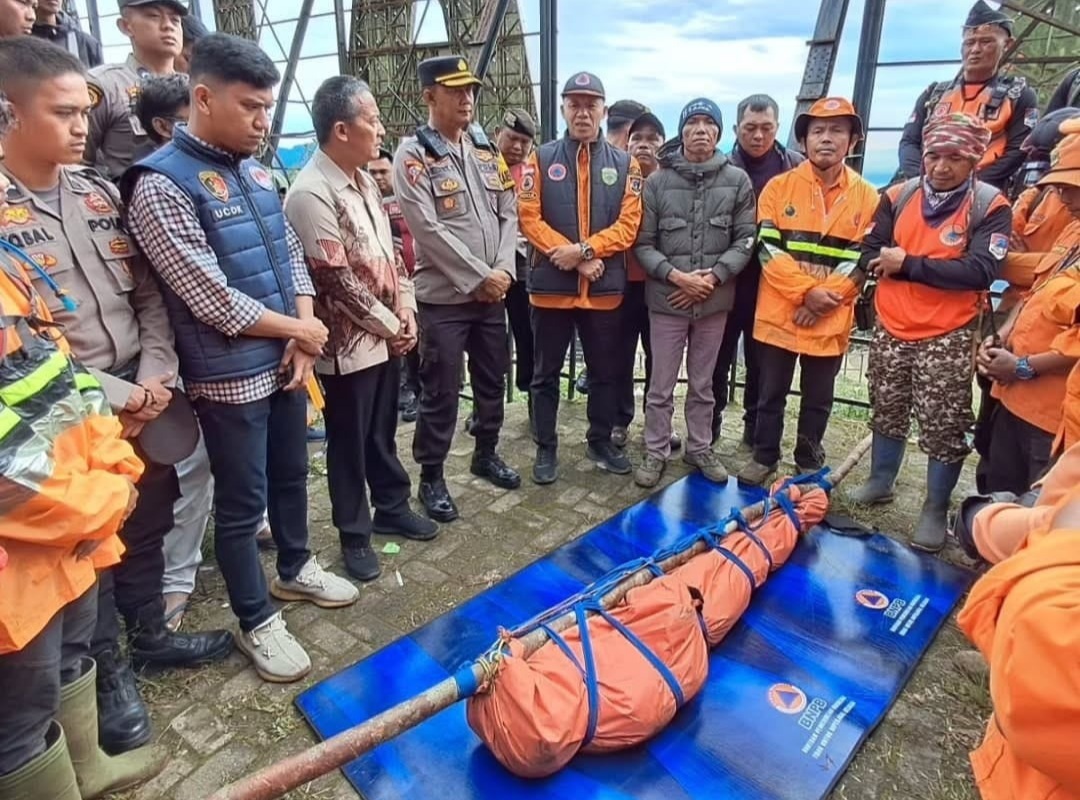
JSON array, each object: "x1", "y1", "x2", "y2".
[{"x1": 209, "y1": 434, "x2": 873, "y2": 800}]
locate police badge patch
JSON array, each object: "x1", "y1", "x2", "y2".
[
  {"x1": 87, "y1": 84, "x2": 103, "y2": 109},
  {"x1": 84, "y1": 193, "x2": 113, "y2": 214},
  {"x1": 988, "y1": 232, "x2": 1008, "y2": 260},
  {"x1": 108, "y1": 237, "x2": 132, "y2": 256},
  {"x1": 249, "y1": 165, "x2": 274, "y2": 191},
  {"x1": 199, "y1": 171, "x2": 230, "y2": 203},
  {"x1": 404, "y1": 160, "x2": 425, "y2": 186},
  {"x1": 601, "y1": 167, "x2": 618, "y2": 186}
]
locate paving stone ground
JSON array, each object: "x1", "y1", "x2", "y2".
[{"x1": 109, "y1": 388, "x2": 990, "y2": 800}]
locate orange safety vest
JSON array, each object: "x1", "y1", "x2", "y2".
[
  {"x1": 1001, "y1": 187, "x2": 1073, "y2": 291},
  {"x1": 752, "y1": 161, "x2": 880, "y2": 356},
  {"x1": 0, "y1": 251, "x2": 141, "y2": 654},
  {"x1": 875, "y1": 184, "x2": 1010, "y2": 341},
  {"x1": 927, "y1": 78, "x2": 1026, "y2": 171},
  {"x1": 992, "y1": 230, "x2": 1080, "y2": 434},
  {"x1": 958, "y1": 451, "x2": 1080, "y2": 800}
]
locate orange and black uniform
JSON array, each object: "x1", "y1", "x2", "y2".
[
  {"x1": 859, "y1": 178, "x2": 1011, "y2": 464},
  {"x1": 1001, "y1": 186, "x2": 1073, "y2": 297},
  {"x1": 899, "y1": 76, "x2": 1039, "y2": 190},
  {"x1": 750, "y1": 160, "x2": 879, "y2": 469},
  {"x1": 518, "y1": 135, "x2": 643, "y2": 449},
  {"x1": 980, "y1": 224, "x2": 1080, "y2": 494}
]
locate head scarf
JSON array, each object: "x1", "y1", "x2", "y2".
[{"x1": 923, "y1": 112, "x2": 992, "y2": 163}]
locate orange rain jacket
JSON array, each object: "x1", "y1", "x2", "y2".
[
  {"x1": 957, "y1": 443, "x2": 1080, "y2": 800},
  {"x1": 0, "y1": 251, "x2": 142, "y2": 654},
  {"x1": 752, "y1": 161, "x2": 880, "y2": 356}
]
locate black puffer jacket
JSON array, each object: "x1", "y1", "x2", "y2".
[{"x1": 634, "y1": 149, "x2": 757, "y2": 318}]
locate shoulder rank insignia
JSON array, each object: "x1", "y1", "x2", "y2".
[
  {"x1": 87, "y1": 83, "x2": 103, "y2": 109},
  {"x1": 439, "y1": 178, "x2": 460, "y2": 192}
]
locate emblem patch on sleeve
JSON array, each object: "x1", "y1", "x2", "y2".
[
  {"x1": 988, "y1": 232, "x2": 1008, "y2": 261},
  {"x1": 87, "y1": 84, "x2": 103, "y2": 109},
  {"x1": 404, "y1": 160, "x2": 425, "y2": 186},
  {"x1": 1023, "y1": 107, "x2": 1039, "y2": 129},
  {"x1": 198, "y1": 171, "x2": 230, "y2": 203}
]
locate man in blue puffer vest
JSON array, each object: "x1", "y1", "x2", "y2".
[{"x1": 122, "y1": 33, "x2": 359, "y2": 684}]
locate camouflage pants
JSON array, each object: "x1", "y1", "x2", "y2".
[{"x1": 868, "y1": 325, "x2": 974, "y2": 464}]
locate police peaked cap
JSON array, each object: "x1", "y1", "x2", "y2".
[{"x1": 964, "y1": 1, "x2": 1013, "y2": 34}]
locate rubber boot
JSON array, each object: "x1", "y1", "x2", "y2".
[
  {"x1": 125, "y1": 596, "x2": 234, "y2": 670},
  {"x1": 58, "y1": 658, "x2": 166, "y2": 800},
  {"x1": 0, "y1": 721, "x2": 79, "y2": 800},
  {"x1": 92, "y1": 644, "x2": 151, "y2": 754},
  {"x1": 911, "y1": 458, "x2": 963, "y2": 553},
  {"x1": 847, "y1": 433, "x2": 906, "y2": 505}
]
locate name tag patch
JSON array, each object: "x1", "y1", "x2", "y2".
[{"x1": 212, "y1": 205, "x2": 246, "y2": 221}]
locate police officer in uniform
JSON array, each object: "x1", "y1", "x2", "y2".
[
  {"x1": 85, "y1": 0, "x2": 185, "y2": 181},
  {"x1": 897, "y1": 0, "x2": 1038, "y2": 191},
  {"x1": 393, "y1": 55, "x2": 521, "y2": 523},
  {"x1": 0, "y1": 37, "x2": 232, "y2": 754}
]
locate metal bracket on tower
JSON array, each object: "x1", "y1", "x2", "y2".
[{"x1": 787, "y1": 0, "x2": 852, "y2": 149}]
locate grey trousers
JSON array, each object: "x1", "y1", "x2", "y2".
[
  {"x1": 0, "y1": 582, "x2": 97, "y2": 774},
  {"x1": 162, "y1": 428, "x2": 214, "y2": 595}
]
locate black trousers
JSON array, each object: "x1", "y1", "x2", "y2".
[
  {"x1": 531, "y1": 305, "x2": 620, "y2": 448},
  {"x1": 615, "y1": 281, "x2": 651, "y2": 429},
  {"x1": 414, "y1": 300, "x2": 508, "y2": 467},
  {"x1": 754, "y1": 341, "x2": 842, "y2": 469},
  {"x1": 90, "y1": 458, "x2": 179, "y2": 654},
  {"x1": 505, "y1": 280, "x2": 534, "y2": 395},
  {"x1": 977, "y1": 403, "x2": 1055, "y2": 495},
  {"x1": 322, "y1": 360, "x2": 411, "y2": 547},
  {"x1": 0, "y1": 582, "x2": 97, "y2": 775},
  {"x1": 712, "y1": 268, "x2": 762, "y2": 434}
]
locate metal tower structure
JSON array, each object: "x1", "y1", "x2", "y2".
[{"x1": 350, "y1": 0, "x2": 537, "y2": 142}]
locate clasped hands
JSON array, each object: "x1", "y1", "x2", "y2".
[{"x1": 668, "y1": 269, "x2": 718, "y2": 310}]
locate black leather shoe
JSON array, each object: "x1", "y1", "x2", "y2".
[
  {"x1": 575, "y1": 372, "x2": 589, "y2": 395},
  {"x1": 670, "y1": 432, "x2": 682, "y2": 452},
  {"x1": 94, "y1": 646, "x2": 151, "y2": 755},
  {"x1": 586, "y1": 441, "x2": 632, "y2": 475},
  {"x1": 471, "y1": 451, "x2": 521, "y2": 490},
  {"x1": 342, "y1": 543, "x2": 382, "y2": 582},
  {"x1": 373, "y1": 509, "x2": 439, "y2": 541},
  {"x1": 418, "y1": 479, "x2": 459, "y2": 522},
  {"x1": 126, "y1": 598, "x2": 234, "y2": 670},
  {"x1": 401, "y1": 395, "x2": 418, "y2": 423},
  {"x1": 532, "y1": 445, "x2": 558, "y2": 485}
]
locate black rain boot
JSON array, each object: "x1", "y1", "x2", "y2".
[
  {"x1": 92, "y1": 645, "x2": 151, "y2": 756},
  {"x1": 124, "y1": 596, "x2": 234, "y2": 670},
  {"x1": 912, "y1": 458, "x2": 963, "y2": 553}
]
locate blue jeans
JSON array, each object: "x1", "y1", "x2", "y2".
[{"x1": 194, "y1": 389, "x2": 311, "y2": 632}]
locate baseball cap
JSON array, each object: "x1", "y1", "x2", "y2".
[
  {"x1": 562, "y1": 72, "x2": 605, "y2": 99},
  {"x1": 501, "y1": 107, "x2": 537, "y2": 139},
  {"x1": 418, "y1": 55, "x2": 482, "y2": 89},
  {"x1": 608, "y1": 99, "x2": 647, "y2": 127},
  {"x1": 629, "y1": 111, "x2": 666, "y2": 140},
  {"x1": 794, "y1": 97, "x2": 864, "y2": 141},
  {"x1": 118, "y1": 0, "x2": 189, "y2": 15}
]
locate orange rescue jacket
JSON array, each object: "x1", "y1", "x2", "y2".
[
  {"x1": 0, "y1": 251, "x2": 142, "y2": 654},
  {"x1": 1046, "y1": 268, "x2": 1080, "y2": 453},
  {"x1": 958, "y1": 447, "x2": 1080, "y2": 800},
  {"x1": 752, "y1": 161, "x2": 879, "y2": 356},
  {"x1": 1002, "y1": 187, "x2": 1073, "y2": 291}
]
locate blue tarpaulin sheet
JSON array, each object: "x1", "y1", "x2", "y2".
[{"x1": 296, "y1": 474, "x2": 974, "y2": 800}]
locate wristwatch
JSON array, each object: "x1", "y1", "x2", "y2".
[
  {"x1": 1014, "y1": 356, "x2": 1038, "y2": 381},
  {"x1": 579, "y1": 242, "x2": 595, "y2": 261}
]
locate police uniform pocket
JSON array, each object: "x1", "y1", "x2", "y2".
[
  {"x1": 91, "y1": 235, "x2": 137, "y2": 293},
  {"x1": 431, "y1": 174, "x2": 468, "y2": 219}
]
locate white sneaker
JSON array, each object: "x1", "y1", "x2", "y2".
[
  {"x1": 237, "y1": 613, "x2": 311, "y2": 683},
  {"x1": 271, "y1": 556, "x2": 359, "y2": 608}
]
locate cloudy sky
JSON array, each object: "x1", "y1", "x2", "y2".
[{"x1": 73, "y1": 0, "x2": 1001, "y2": 184}]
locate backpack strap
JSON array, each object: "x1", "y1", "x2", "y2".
[
  {"x1": 969, "y1": 180, "x2": 1002, "y2": 231},
  {"x1": 890, "y1": 177, "x2": 922, "y2": 220}
]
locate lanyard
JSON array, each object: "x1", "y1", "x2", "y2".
[{"x1": 0, "y1": 238, "x2": 78, "y2": 312}]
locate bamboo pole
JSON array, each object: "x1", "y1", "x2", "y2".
[{"x1": 209, "y1": 434, "x2": 872, "y2": 800}]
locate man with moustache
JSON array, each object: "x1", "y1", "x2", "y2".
[
  {"x1": 85, "y1": 0, "x2": 186, "y2": 181},
  {"x1": 393, "y1": 56, "x2": 521, "y2": 522},
  {"x1": 712, "y1": 94, "x2": 803, "y2": 447},
  {"x1": 612, "y1": 109, "x2": 666, "y2": 449}
]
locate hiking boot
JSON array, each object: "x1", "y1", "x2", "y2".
[
  {"x1": 0, "y1": 721, "x2": 79, "y2": 800},
  {"x1": 237, "y1": 613, "x2": 311, "y2": 683},
  {"x1": 59, "y1": 659, "x2": 166, "y2": 799},
  {"x1": 92, "y1": 647, "x2": 150, "y2": 756},
  {"x1": 125, "y1": 597, "x2": 234, "y2": 671},
  {"x1": 911, "y1": 458, "x2": 963, "y2": 553},
  {"x1": 683, "y1": 449, "x2": 729, "y2": 484},
  {"x1": 634, "y1": 454, "x2": 665, "y2": 488},
  {"x1": 848, "y1": 433, "x2": 906, "y2": 505},
  {"x1": 271, "y1": 556, "x2": 359, "y2": 608},
  {"x1": 737, "y1": 460, "x2": 776, "y2": 486},
  {"x1": 470, "y1": 449, "x2": 521, "y2": 490},
  {"x1": 586, "y1": 441, "x2": 632, "y2": 475},
  {"x1": 611, "y1": 426, "x2": 629, "y2": 449},
  {"x1": 532, "y1": 446, "x2": 558, "y2": 485}
]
